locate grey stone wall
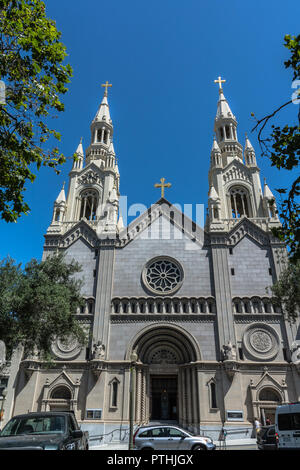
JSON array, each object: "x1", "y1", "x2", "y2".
[
  {"x1": 113, "y1": 216, "x2": 213, "y2": 298},
  {"x1": 227, "y1": 235, "x2": 273, "y2": 296}
]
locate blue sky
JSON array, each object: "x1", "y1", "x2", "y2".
[{"x1": 1, "y1": 0, "x2": 299, "y2": 265}]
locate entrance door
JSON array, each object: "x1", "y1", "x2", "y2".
[{"x1": 151, "y1": 377, "x2": 178, "y2": 421}]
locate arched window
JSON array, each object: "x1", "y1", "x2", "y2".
[
  {"x1": 209, "y1": 381, "x2": 217, "y2": 409},
  {"x1": 259, "y1": 388, "x2": 281, "y2": 402},
  {"x1": 219, "y1": 128, "x2": 224, "y2": 141},
  {"x1": 225, "y1": 125, "x2": 230, "y2": 139},
  {"x1": 55, "y1": 209, "x2": 60, "y2": 222},
  {"x1": 229, "y1": 187, "x2": 251, "y2": 218},
  {"x1": 109, "y1": 378, "x2": 120, "y2": 408},
  {"x1": 79, "y1": 189, "x2": 99, "y2": 221},
  {"x1": 51, "y1": 386, "x2": 72, "y2": 400}
]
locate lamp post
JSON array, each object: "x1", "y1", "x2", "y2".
[
  {"x1": 0, "y1": 388, "x2": 7, "y2": 429},
  {"x1": 128, "y1": 351, "x2": 138, "y2": 450}
]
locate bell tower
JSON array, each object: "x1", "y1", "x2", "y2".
[
  {"x1": 46, "y1": 83, "x2": 120, "y2": 238},
  {"x1": 206, "y1": 78, "x2": 280, "y2": 233}
]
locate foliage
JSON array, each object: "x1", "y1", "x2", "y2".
[
  {"x1": 269, "y1": 260, "x2": 300, "y2": 322},
  {"x1": 0, "y1": 0, "x2": 72, "y2": 222},
  {"x1": 252, "y1": 34, "x2": 300, "y2": 263},
  {"x1": 0, "y1": 253, "x2": 86, "y2": 361}
]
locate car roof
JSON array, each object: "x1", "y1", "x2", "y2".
[
  {"x1": 137, "y1": 425, "x2": 187, "y2": 430},
  {"x1": 9, "y1": 412, "x2": 70, "y2": 419}
]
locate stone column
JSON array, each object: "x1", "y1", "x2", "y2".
[
  {"x1": 210, "y1": 238, "x2": 236, "y2": 356},
  {"x1": 186, "y1": 368, "x2": 193, "y2": 426},
  {"x1": 135, "y1": 366, "x2": 142, "y2": 423},
  {"x1": 191, "y1": 367, "x2": 198, "y2": 428},
  {"x1": 92, "y1": 239, "x2": 116, "y2": 350}
]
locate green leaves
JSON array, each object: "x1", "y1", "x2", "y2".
[
  {"x1": 0, "y1": 253, "x2": 86, "y2": 359},
  {"x1": 0, "y1": 0, "x2": 73, "y2": 222},
  {"x1": 269, "y1": 261, "x2": 300, "y2": 322},
  {"x1": 251, "y1": 34, "x2": 300, "y2": 263}
]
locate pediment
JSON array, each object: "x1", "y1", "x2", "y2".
[
  {"x1": 117, "y1": 198, "x2": 205, "y2": 248},
  {"x1": 76, "y1": 162, "x2": 104, "y2": 187},
  {"x1": 228, "y1": 218, "x2": 269, "y2": 247},
  {"x1": 46, "y1": 370, "x2": 77, "y2": 391},
  {"x1": 250, "y1": 371, "x2": 285, "y2": 395},
  {"x1": 59, "y1": 219, "x2": 98, "y2": 249},
  {"x1": 223, "y1": 159, "x2": 252, "y2": 186}
]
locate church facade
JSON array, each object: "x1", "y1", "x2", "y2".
[{"x1": 2, "y1": 82, "x2": 300, "y2": 442}]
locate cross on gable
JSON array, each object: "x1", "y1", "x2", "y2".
[{"x1": 154, "y1": 177, "x2": 172, "y2": 198}]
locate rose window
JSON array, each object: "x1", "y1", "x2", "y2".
[{"x1": 143, "y1": 257, "x2": 183, "y2": 294}]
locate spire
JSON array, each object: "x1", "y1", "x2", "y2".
[
  {"x1": 55, "y1": 182, "x2": 66, "y2": 204},
  {"x1": 244, "y1": 133, "x2": 254, "y2": 151},
  {"x1": 244, "y1": 133, "x2": 257, "y2": 167},
  {"x1": 263, "y1": 178, "x2": 275, "y2": 200},
  {"x1": 93, "y1": 91, "x2": 112, "y2": 123},
  {"x1": 213, "y1": 78, "x2": 242, "y2": 164},
  {"x1": 216, "y1": 88, "x2": 235, "y2": 121},
  {"x1": 72, "y1": 137, "x2": 84, "y2": 171},
  {"x1": 86, "y1": 83, "x2": 114, "y2": 166},
  {"x1": 76, "y1": 137, "x2": 84, "y2": 157},
  {"x1": 211, "y1": 136, "x2": 221, "y2": 153}
]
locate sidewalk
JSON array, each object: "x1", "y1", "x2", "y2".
[{"x1": 90, "y1": 437, "x2": 257, "y2": 450}]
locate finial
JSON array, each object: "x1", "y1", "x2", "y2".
[
  {"x1": 101, "y1": 81, "x2": 112, "y2": 96},
  {"x1": 62, "y1": 181, "x2": 65, "y2": 190},
  {"x1": 214, "y1": 76, "x2": 226, "y2": 93}
]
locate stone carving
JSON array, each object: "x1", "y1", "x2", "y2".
[
  {"x1": 250, "y1": 330, "x2": 272, "y2": 353},
  {"x1": 78, "y1": 170, "x2": 101, "y2": 186},
  {"x1": 222, "y1": 341, "x2": 237, "y2": 361},
  {"x1": 51, "y1": 335, "x2": 81, "y2": 360},
  {"x1": 291, "y1": 341, "x2": 300, "y2": 365},
  {"x1": 93, "y1": 341, "x2": 105, "y2": 360},
  {"x1": 242, "y1": 323, "x2": 279, "y2": 360},
  {"x1": 150, "y1": 349, "x2": 177, "y2": 365}
]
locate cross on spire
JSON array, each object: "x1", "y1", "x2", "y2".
[
  {"x1": 214, "y1": 76, "x2": 226, "y2": 92},
  {"x1": 154, "y1": 177, "x2": 172, "y2": 198},
  {"x1": 101, "y1": 81, "x2": 112, "y2": 96}
]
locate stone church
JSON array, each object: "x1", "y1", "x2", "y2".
[{"x1": 1, "y1": 80, "x2": 300, "y2": 442}]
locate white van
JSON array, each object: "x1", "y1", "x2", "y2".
[{"x1": 275, "y1": 403, "x2": 300, "y2": 449}]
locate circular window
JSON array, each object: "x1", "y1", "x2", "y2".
[{"x1": 142, "y1": 257, "x2": 183, "y2": 295}]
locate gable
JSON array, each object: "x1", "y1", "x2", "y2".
[
  {"x1": 223, "y1": 159, "x2": 252, "y2": 186},
  {"x1": 117, "y1": 198, "x2": 205, "y2": 248}
]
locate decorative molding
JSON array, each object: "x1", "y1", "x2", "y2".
[
  {"x1": 110, "y1": 314, "x2": 216, "y2": 323},
  {"x1": 242, "y1": 323, "x2": 280, "y2": 361}
]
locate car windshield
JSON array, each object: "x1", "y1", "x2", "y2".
[{"x1": 0, "y1": 416, "x2": 66, "y2": 436}]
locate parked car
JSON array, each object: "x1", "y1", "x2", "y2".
[
  {"x1": 257, "y1": 425, "x2": 277, "y2": 450},
  {"x1": 275, "y1": 402, "x2": 300, "y2": 450},
  {"x1": 133, "y1": 425, "x2": 216, "y2": 451},
  {"x1": 0, "y1": 411, "x2": 89, "y2": 450}
]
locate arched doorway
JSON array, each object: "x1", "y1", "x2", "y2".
[
  {"x1": 49, "y1": 385, "x2": 72, "y2": 412},
  {"x1": 127, "y1": 324, "x2": 201, "y2": 428},
  {"x1": 258, "y1": 387, "x2": 282, "y2": 425}
]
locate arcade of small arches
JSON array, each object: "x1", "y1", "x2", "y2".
[
  {"x1": 232, "y1": 297, "x2": 282, "y2": 314},
  {"x1": 111, "y1": 297, "x2": 216, "y2": 315}
]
